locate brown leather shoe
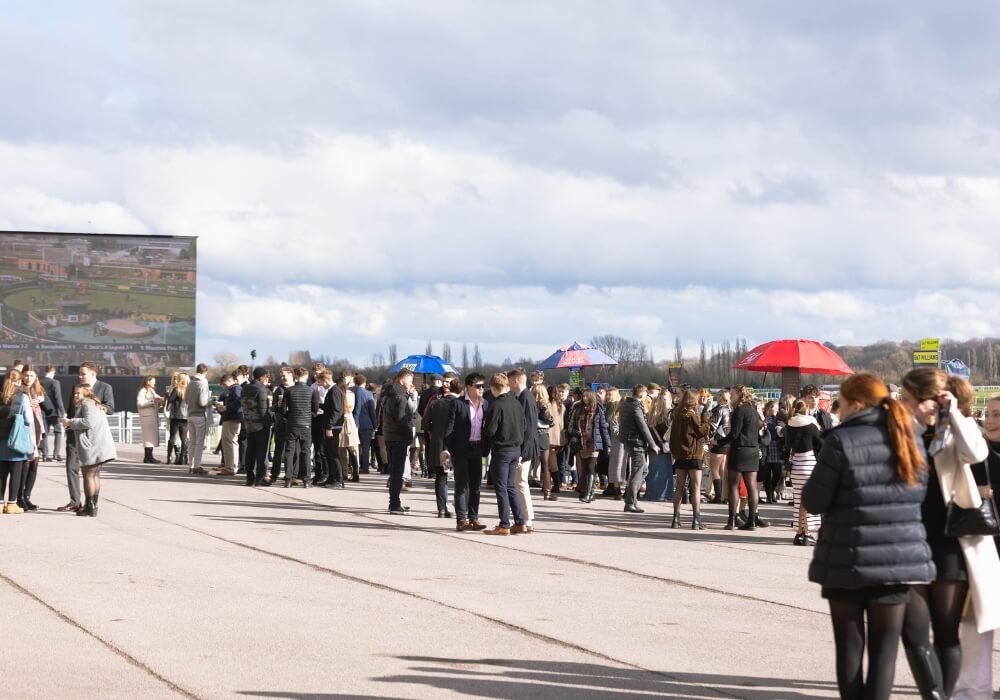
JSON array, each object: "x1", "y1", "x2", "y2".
[
  {"x1": 483, "y1": 526, "x2": 510, "y2": 536},
  {"x1": 56, "y1": 502, "x2": 80, "y2": 512},
  {"x1": 469, "y1": 520, "x2": 487, "y2": 531},
  {"x1": 509, "y1": 524, "x2": 528, "y2": 535},
  {"x1": 456, "y1": 519, "x2": 471, "y2": 531}
]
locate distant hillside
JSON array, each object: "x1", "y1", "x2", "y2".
[{"x1": 829, "y1": 338, "x2": 1000, "y2": 386}]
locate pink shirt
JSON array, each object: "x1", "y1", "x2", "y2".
[{"x1": 465, "y1": 393, "x2": 484, "y2": 442}]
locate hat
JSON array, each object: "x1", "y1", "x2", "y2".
[
  {"x1": 648, "y1": 383, "x2": 662, "y2": 391},
  {"x1": 430, "y1": 374, "x2": 443, "y2": 382}
]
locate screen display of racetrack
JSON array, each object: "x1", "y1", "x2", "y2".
[{"x1": 0, "y1": 231, "x2": 196, "y2": 374}]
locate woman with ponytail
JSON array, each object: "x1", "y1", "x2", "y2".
[{"x1": 802, "y1": 373, "x2": 933, "y2": 700}]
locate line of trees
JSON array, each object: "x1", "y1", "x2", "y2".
[{"x1": 208, "y1": 336, "x2": 1000, "y2": 387}]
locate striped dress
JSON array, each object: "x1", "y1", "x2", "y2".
[{"x1": 790, "y1": 450, "x2": 822, "y2": 532}]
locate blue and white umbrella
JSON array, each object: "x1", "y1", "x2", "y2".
[{"x1": 390, "y1": 354, "x2": 458, "y2": 376}]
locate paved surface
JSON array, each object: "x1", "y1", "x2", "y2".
[{"x1": 2, "y1": 444, "x2": 996, "y2": 699}]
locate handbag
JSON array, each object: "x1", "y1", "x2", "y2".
[
  {"x1": 944, "y1": 459, "x2": 999, "y2": 538},
  {"x1": 7, "y1": 409, "x2": 34, "y2": 456}
]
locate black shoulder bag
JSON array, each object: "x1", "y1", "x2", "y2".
[{"x1": 944, "y1": 450, "x2": 999, "y2": 538}]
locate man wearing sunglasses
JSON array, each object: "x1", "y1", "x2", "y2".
[{"x1": 443, "y1": 372, "x2": 491, "y2": 531}]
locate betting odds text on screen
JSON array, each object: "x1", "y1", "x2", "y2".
[{"x1": 0, "y1": 231, "x2": 196, "y2": 375}]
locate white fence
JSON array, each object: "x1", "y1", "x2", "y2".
[{"x1": 108, "y1": 412, "x2": 223, "y2": 447}]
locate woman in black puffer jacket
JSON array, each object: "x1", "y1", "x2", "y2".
[{"x1": 803, "y1": 373, "x2": 933, "y2": 700}]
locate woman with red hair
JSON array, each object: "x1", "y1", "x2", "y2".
[{"x1": 803, "y1": 372, "x2": 933, "y2": 700}]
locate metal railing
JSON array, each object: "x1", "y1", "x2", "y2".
[{"x1": 108, "y1": 412, "x2": 222, "y2": 447}]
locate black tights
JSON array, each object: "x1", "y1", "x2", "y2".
[
  {"x1": 727, "y1": 470, "x2": 758, "y2": 518},
  {"x1": 764, "y1": 462, "x2": 783, "y2": 498},
  {"x1": 901, "y1": 581, "x2": 968, "y2": 693},
  {"x1": 0, "y1": 460, "x2": 25, "y2": 501},
  {"x1": 829, "y1": 599, "x2": 906, "y2": 700}
]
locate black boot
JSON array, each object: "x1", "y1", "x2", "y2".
[
  {"x1": 904, "y1": 645, "x2": 945, "y2": 700},
  {"x1": 691, "y1": 513, "x2": 705, "y2": 530},
  {"x1": 91, "y1": 494, "x2": 99, "y2": 517},
  {"x1": 77, "y1": 496, "x2": 96, "y2": 517},
  {"x1": 724, "y1": 515, "x2": 736, "y2": 530},
  {"x1": 143, "y1": 447, "x2": 160, "y2": 464},
  {"x1": 738, "y1": 510, "x2": 757, "y2": 530},
  {"x1": 935, "y1": 644, "x2": 961, "y2": 697},
  {"x1": 179, "y1": 447, "x2": 188, "y2": 466},
  {"x1": 166, "y1": 443, "x2": 174, "y2": 464},
  {"x1": 711, "y1": 479, "x2": 723, "y2": 503},
  {"x1": 671, "y1": 511, "x2": 681, "y2": 529}
]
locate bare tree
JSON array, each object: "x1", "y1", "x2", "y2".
[
  {"x1": 425, "y1": 340, "x2": 433, "y2": 355},
  {"x1": 472, "y1": 344, "x2": 483, "y2": 368},
  {"x1": 288, "y1": 350, "x2": 312, "y2": 367},
  {"x1": 461, "y1": 343, "x2": 469, "y2": 370},
  {"x1": 674, "y1": 336, "x2": 683, "y2": 364},
  {"x1": 388, "y1": 343, "x2": 398, "y2": 366},
  {"x1": 441, "y1": 342, "x2": 452, "y2": 363},
  {"x1": 213, "y1": 352, "x2": 241, "y2": 373}
]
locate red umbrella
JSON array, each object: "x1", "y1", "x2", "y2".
[
  {"x1": 734, "y1": 339, "x2": 853, "y2": 375},
  {"x1": 734, "y1": 339, "x2": 852, "y2": 396}
]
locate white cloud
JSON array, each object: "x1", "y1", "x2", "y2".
[{"x1": 1, "y1": 2, "x2": 999, "y2": 366}]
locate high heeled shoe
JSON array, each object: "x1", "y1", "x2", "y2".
[{"x1": 670, "y1": 513, "x2": 681, "y2": 529}]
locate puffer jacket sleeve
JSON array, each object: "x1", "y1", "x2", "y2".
[
  {"x1": 597, "y1": 406, "x2": 610, "y2": 451},
  {"x1": 802, "y1": 431, "x2": 846, "y2": 515}
]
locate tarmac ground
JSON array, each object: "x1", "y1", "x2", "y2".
[{"x1": 3, "y1": 443, "x2": 997, "y2": 699}]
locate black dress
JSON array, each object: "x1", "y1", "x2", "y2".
[{"x1": 921, "y1": 432, "x2": 967, "y2": 582}]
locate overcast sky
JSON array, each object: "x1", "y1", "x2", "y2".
[{"x1": 2, "y1": 1, "x2": 999, "y2": 366}]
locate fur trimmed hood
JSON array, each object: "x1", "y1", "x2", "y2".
[{"x1": 788, "y1": 414, "x2": 819, "y2": 429}]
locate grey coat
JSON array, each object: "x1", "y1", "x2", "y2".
[{"x1": 66, "y1": 399, "x2": 117, "y2": 466}]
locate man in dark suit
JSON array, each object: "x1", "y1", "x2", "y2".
[
  {"x1": 352, "y1": 373, "x2": 377, "y2": 474},
  {"x1": 424, "y1": 378, "x2": 459, "y2": 517},
  {"x1": 508, "y1": 368, "x2": 541, "y2": 533},
  {"x1": 801, "y1": 385, "x2": 834, "y2": 433},
  {"x1": 40, "y1": 364, "x2": 66, "y2": 462},
  {"x1": 59, "y1": 361, "x2": 115, "y2": 513},
  {"x1": 443, "y1": 372, "x2": 489, "y2": 531},
  {"x1": 320, "y1": 371, "x2": 345, "y2": 488},
  {"x1": 281, "y1": 367, "x2": 317, "y2": 488}
]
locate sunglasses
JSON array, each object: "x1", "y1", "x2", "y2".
[{"x1": 472, "y1": 383, "x2": 485, "y2": 389}]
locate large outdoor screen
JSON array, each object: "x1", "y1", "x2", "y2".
[{"x1": 0, "y1": 231, "x2": 196, "y2": 374}]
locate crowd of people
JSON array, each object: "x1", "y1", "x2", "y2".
[
  {"x1": 1, "y1": 357, "x2": 999, "y2": 699},
  {"x1": 0, "y1": 360, "x2": 116, "y2": 517}
]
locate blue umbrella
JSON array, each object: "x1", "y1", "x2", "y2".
[
  {"x1": 536, "y1": 342, "x2": 617, "y2": 370},
  {"x1": 390, "y1": 354, "x2": 458, "y2": 376}
]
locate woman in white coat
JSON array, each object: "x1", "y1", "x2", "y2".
[
  {"x1": 954, "y1": 394, "x2": 1000, "y2": 699},
  {"x1": 136, "y1": 376, "x2": 163, "y2": 464},
  {"x1": 900, "y1": 370, "x2": 1000, "y2": 698}
]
